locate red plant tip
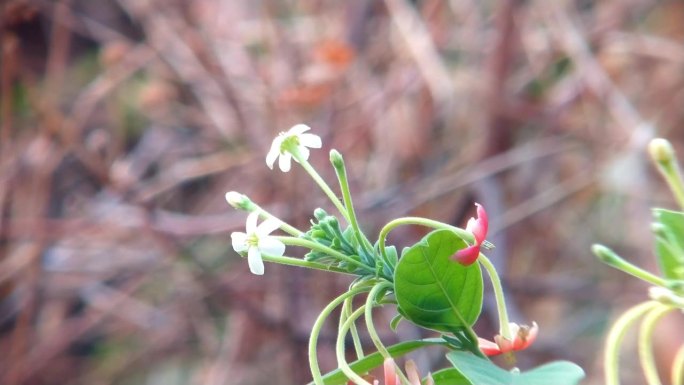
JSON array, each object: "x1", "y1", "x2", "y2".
[
  {"x1": 382, "y1": 358, "x2": 400, "y2": 385},
  {"x1": 356, "y1": 358, "x2": 430, "y2": 385},
  {"x1": 452, "y1": 203, "x2": 488, "y2": 266},
  {"x1": 477, "y1": 322, "x2": 539, "y2": 356}
]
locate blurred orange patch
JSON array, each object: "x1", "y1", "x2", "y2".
[{"x1": 314, "y1": 39, "x2": 355, "y2": 70}]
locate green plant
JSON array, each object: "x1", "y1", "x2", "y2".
[
  {"x1": 593, "y1": 138, "x2": 684, "y2": 385},
  {"x1": 226, "y1": 124, "x2": 585, "y2": 384}
]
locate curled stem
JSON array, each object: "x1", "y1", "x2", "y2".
[
  {"x1": 341, "y1": 284, "x2": 365, "y2": 359},
  {"x1": 337, "y1": 306, "x2": 373, "y2": 385},
  {"x1": 365, "y1": 283, "x2": 393, "y2": 358},
  {"x1": 639, "y1": 305, "x2": 674, "y2": 385},
  {"x1": 478, "y1": 254, "x2": 512, "y2": 340},
  {"x1": 673, "y1": 343, "x2": 684, "y2": 385},
  {"x1": 604, "y1": 301, "x2": 660, "y2": 385},
  {"x1": 309, "y1": 285, "x2": 372, "y2": 385},
  {"x1": 377, "y1": 217, "x2": 473, "y2": 265}
]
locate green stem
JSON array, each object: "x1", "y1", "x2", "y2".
[
  {"x1": 649, "y1": 138, "x2": 684, "y2": 210},
  {"x1": 592, "y1": 245, "x2": 669, "y2": 287},
  {"x1": 337, "y1": 306, "x2": 373, "y2": 385},
  {"x1": 330, "y1": 150, "x2": 374, "y2": 256},
  {"x1": 664, "y1": 165, "x2": 684, "y2": 210},
  {"x1": 341, "y1": 287, "x2": 365, "y2": 359},
  {"x1": 251, "y1": 202, "x2": 303, "y2": 237},
  {"x1": 654, "y1": 160, "x2": 684, "y2": 211},
  {"x1": 361, "y1": 283, "x2": 415, "y2": 385},
  {"x1": 290, "y1": 149, "x2": 351, "y2": 224},
  {"x1": 261, "y1": 254, "x2": 354, "y2": 275},
  {"x1": 605, "y1": 301, "x2": 660, "y2": 385},
  {"x1": 639, "y1": 305, "x2": 673, "y2": 385},
  {"x1": 365, "y1": 283, "x2": 393, "y2": 358},
  {"x1": 377, "y1": 217, "x2": 473, "y2": 265},
  {"x1": 275, "y1": 236, "x2": 373, "y2": 272},
  {"x1": 478, "y1": 254, "x2": 512, "y2": 340},
  {"x1": 309, "y1": 286, "x2": 372, "y2": 385},
  {"x1": 673, "y1": 343, "x2": 684, "y2": 385}
]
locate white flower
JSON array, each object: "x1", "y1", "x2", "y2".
[
  {"x1": 231, "y1": 212, "x2": 285, "y2": 275},
  {"x1": 266, "y1": 124, "x2": 322, "y2": 172}
]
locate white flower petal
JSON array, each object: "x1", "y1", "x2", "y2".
[
  {"x1": 278, "y1": 153, "x2": 292, "y2": 172},
  {"x1": 245, "y1": 212, "x2": 259, "y2": 233},
  {"x1": 289, "y1": 124, "x2": 310, "y2": 136},
  {"x1": 258, "y1": 237, "x2": 286, "y2": 257},
  {"x1": 256, "y1": 217, "x2": 282, "y2": 236},
  {"x1": 465, "y1": 217, "x2": 477, "y2": 233},
  {"x1": 297, "y1": 146, "x2": 310, "y2": 162},
  {"x1": 508, "y1": 322, "x2": 521, "y2": 336},
  {"x1": 300, "y1": 133, "x2": 322, "y2": 149},
  {"x1": 231, "y1": 232, "x2": 248, "y2": 252},
  {"x1": 266, "y1": 137, "x2": 283, "y2": 169},
  {"x1": 247, "y1": 247, "x2": 264, "y2": 275}
]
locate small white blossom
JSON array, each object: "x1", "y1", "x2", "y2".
[
  {"x1": 231, "y1": 212, "x2": 285, "y2": 275},
  {"x1": 266, "y1": 124, "x2": 322, "y2": 172}
]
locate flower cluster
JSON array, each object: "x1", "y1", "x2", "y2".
[{"x1": 222, "y1": 123, "x2": 579, "y2": 385}]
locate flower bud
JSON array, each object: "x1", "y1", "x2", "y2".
[
  {"x1": 592, "y1": 244, "x2": 619, "y2": 264},
  {"x1": 313, "y1": 208, "x2": 328, "y2": 220},
  {"x1": 649, "y1": 138, "x2": 675, "y2": 165},
  {"x1": 225, "y1": 191, "x2": 253, "y2": 211},
  {"x1": 329, "y1": 149, "x2": 344, "y2": 170},
  {"x1": 650, "y1": 222, "x2": 668, "y2": 239}
]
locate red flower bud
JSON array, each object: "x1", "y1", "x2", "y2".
[{"x1": 453, "y1": 203, "x2": 488, "y2": 266}]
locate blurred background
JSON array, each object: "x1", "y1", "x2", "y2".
[{"x1": 1, "y1": 0, "x2": 684, "y2": 384}]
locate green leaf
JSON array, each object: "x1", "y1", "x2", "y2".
[
  {"x1": 653, "y1": 209, "x2": 684, "y2": 279},
  {"x1": 394, "y1": 229, "x2": 483, "y2": 332},
  {"x1": 309, "y1": 339, "x2": 447, "y2": 385},
  {"x1": 446, "y1": 351, "x2": 585, "y2": 385},
  {"x1": 430, "y1": 368, "x2": 472, "y2": 385}
]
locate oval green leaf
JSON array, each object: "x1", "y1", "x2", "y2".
[
  {"x1": 430, "y1": 368, "x2": 472, "y2": 385},
  {"x1": 394, "y1": 229, "x2": 483, "y2": 332},
  {"x1": 446, "y1": 351, "x2": 585, "y2": 385}
]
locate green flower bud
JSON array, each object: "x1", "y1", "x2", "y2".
[
  {"x1": 329, "y1": 149, "x2": 344, "y2": 170},
  {"x1": 314, "y1": 208, "x2": 328, "y2": 220},
  {"x1": 592, "y1": 244, "x2": 619, "y2": 264},
  {"x1": 225, "y1": 191, "x2": 254, "y2": 211}
]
